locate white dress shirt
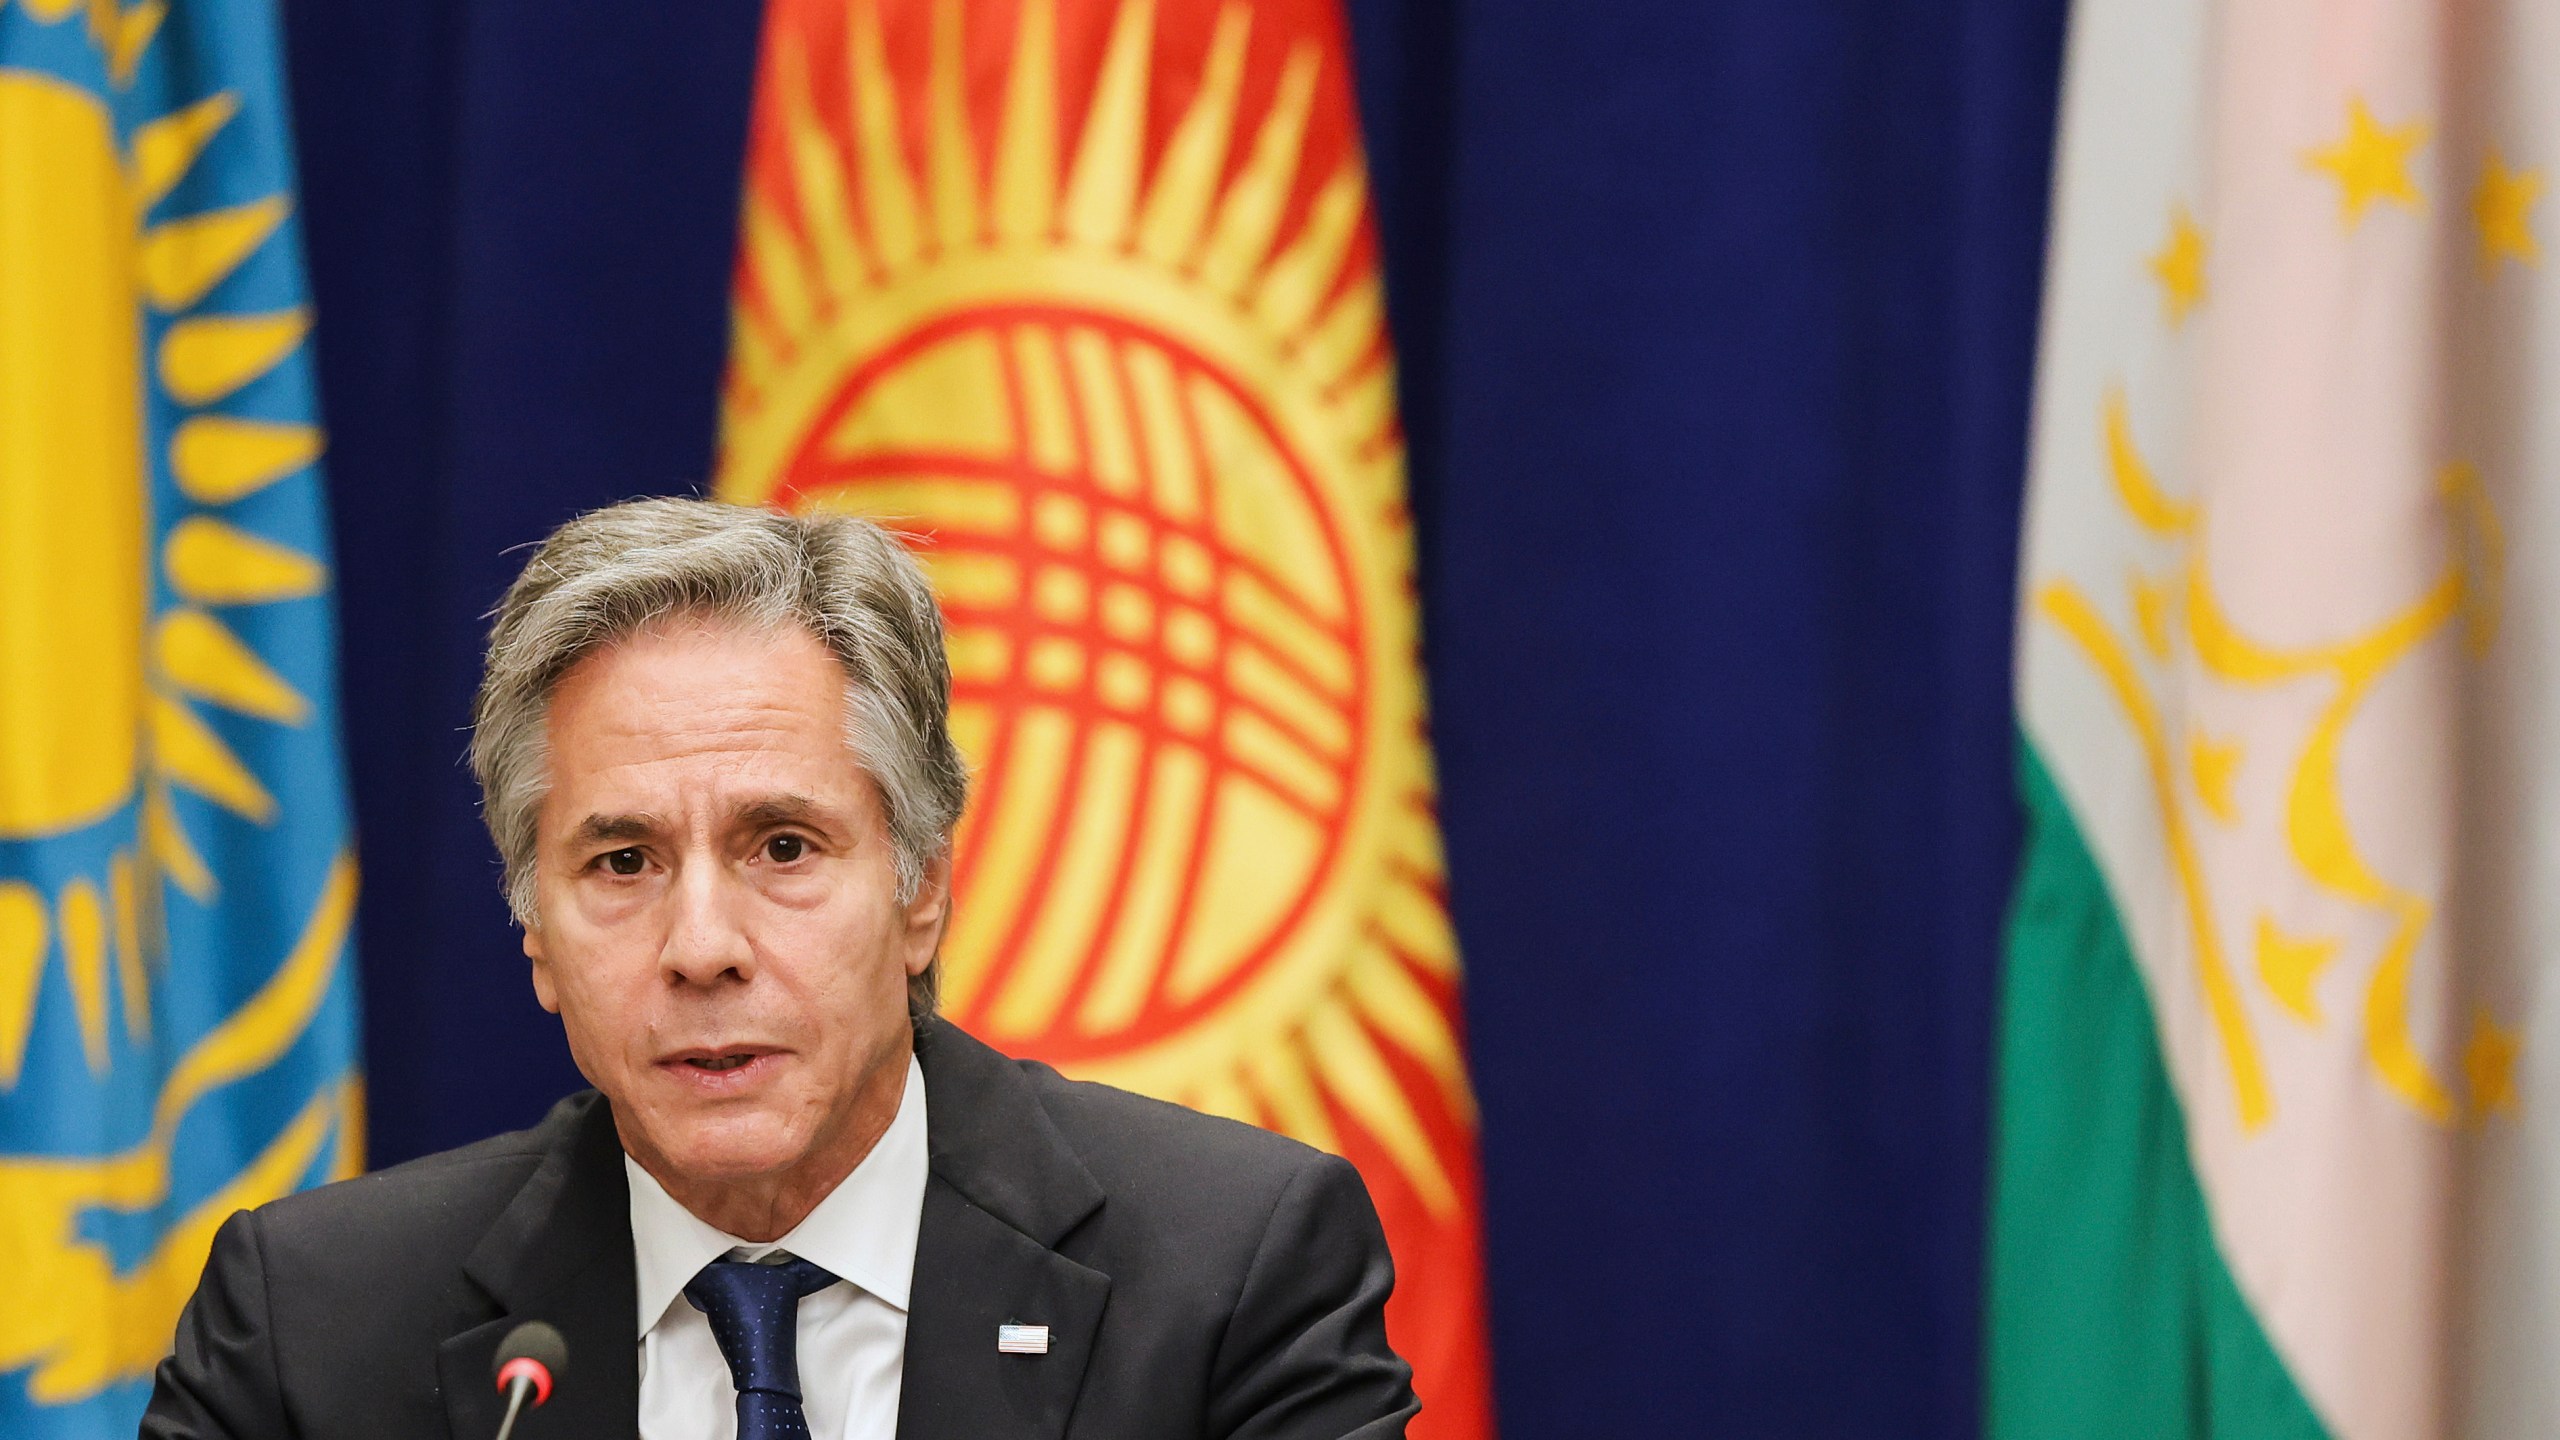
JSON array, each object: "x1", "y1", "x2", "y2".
[{"x1": 628, "y1": 1055, "x2": 928, "y2": 1440}]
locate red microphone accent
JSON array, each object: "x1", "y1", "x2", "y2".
[{"x1": 494, "y1": 1357, "x2": 553, "y2": 1408}]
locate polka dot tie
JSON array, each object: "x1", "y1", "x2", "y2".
[{"x1": 684, "y1": 1256, "x2": 840, "y2": 1440}]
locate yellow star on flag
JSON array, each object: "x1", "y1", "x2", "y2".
[
  {"x1": 2148, "y1": 204, "x2": 2208, "y2": 325},
  {"x1": 2473, "y1": 150, "x2": 2543, "y2": 271},
  {"x1": 2304, "y1": 95, "x2": 2428, "y2": 229}
]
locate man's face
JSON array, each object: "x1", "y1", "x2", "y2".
[{"x1": 523, "y1": 618, "x2": 946, "y2": 1199}]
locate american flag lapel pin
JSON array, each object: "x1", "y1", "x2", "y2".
[{"x1": 997, "y1": 1324, "x2": 1050, "y2": 1355}]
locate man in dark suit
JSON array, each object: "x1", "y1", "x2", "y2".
[{"x1": 143, "y1": 499, "x2": 1417, "y2": 1439}]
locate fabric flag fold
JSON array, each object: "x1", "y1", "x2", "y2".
[
  {"x1": 710, "y1": 1, "x2": 1494, "y2": 1434},
  {"x1": 0, "y1": 0, "x2": 364, "y2": 1435},
  {"x1": 1996, "y1": 0, "x2": 2556, "y2": 1436}
]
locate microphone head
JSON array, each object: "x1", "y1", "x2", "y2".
[
  {"x1": 492, "y1": 1320, "x2": 568, "y2": 1407},
  {"x1": 493, "y1": 1320, "x2": 568, "y2": 1379}
]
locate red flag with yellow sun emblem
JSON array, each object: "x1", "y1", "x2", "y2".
[{"x1": 711, "y1": 0, "x2": 1493, "y2": 1432}]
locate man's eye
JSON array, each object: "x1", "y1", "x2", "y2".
[
  {"x1": 765, "y1": 834, "x2": 807, "y2": 864},
  {"x1": 602, "y1": 848, "x2": 645, "y2": 876}
]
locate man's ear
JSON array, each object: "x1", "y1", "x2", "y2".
[
  {"x1": 524, "y1": 922, "x2": 562, "y2": 1014},
  {"x1": 901, "y1": 851, "x2": 953, "y2": 977}
]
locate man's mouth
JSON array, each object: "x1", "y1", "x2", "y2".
[{"x1": 661, "y1": 1047, "x2": 782, "y2": 1077}]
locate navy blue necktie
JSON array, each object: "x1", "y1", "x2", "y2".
[{"x1": 684, "y1": 1255, "x2": 841, "y2": 1440}]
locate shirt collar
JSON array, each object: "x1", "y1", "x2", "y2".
[{"x1": 627, "y1": 1052, "x2": 929, "y2": 1337}]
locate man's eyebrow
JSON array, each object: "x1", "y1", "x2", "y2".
[
  {"x1": 735, "y1": 795, "x2": 826, "y2": 830},
  {"x1": 567, "y1": 813, "x2": 659, "y2": 848}
]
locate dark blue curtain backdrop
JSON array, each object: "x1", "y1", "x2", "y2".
[{"x1": 279, "y1": 2, "x2": 2067, "y2": 1435}]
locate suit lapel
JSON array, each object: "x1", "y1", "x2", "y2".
[
  {"x1": 896, "y1": 1022, "x2": 1112, "y2": 1440},
  {"x1": 438, "y1": 1093, "x2": 640, "y2": 1440},
  {"x1": 893, "y1": 1174, "x2": 1111, "y2": 1440}
]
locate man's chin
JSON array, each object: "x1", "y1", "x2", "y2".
[
  {"x1": 664, "y1": 1143, "x2": 808, "y2": 1183},
  {"x1": 622, "y1": 1103, "x2": 815, "y2": 1187}
]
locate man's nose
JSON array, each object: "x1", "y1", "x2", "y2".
[{"x1": 659, "y1": 856, "x2": 754, "y2": 986}]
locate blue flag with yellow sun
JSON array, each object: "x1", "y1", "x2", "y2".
[{"x1": 0, "y1": 0, "x2": 363, "y2": 1432}]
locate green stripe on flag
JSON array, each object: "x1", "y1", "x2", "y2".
[{"x1": 1987, "y1": 740, "x2": 2329, "y2": 1439}]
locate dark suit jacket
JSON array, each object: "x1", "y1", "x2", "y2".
[{"x1": 142, "y1": 1019, "x2": 1418, "y2": 1439}]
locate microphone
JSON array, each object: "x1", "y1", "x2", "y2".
[{"x1": 490, "y1": 1320, "x2": 568, "y2": 1440}]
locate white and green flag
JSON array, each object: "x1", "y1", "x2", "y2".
[{"x1": 1995, "y1": 0, "x2": 2554, "y2": 1436}]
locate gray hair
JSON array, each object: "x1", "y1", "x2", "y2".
[{"x1": 469, "y1": 497, "x2": 968, "y2": 1021}]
